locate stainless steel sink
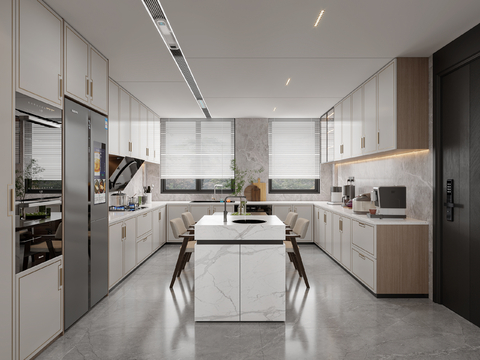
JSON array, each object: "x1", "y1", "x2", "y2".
[{"x1": 232, "y1": 219, "x2": 266, "y2": 224}]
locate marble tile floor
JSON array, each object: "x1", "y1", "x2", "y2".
[{"x1": 36, "y1": 244, "x2": 480, "y2": 360}]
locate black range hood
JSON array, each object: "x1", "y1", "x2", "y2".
[{"x1": 109, "y1": 156, "x2": 144, "y2": 192}]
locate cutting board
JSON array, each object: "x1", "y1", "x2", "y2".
[
  {"x1": 253, "y1": 178, "x2": 266, "y2": 201},
  {"x1": 244, "y1": 184, "x2": 259, "y2": 201}
]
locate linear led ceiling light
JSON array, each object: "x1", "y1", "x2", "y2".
[
  {"x1": 142, "y1": 0, "x2": 212, "y2": 118},
  {"x1": 314, "y1": 10, "x2": 325, "y2": 27},
  {"x1": 285, "y1": 78, "x2": 291, "y2": 86}
]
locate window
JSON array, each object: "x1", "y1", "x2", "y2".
[
  {"x1": 268, "y1": 119, "x2": 320, "y2": 193},
  {"x1": 161, "y1": 119, "x2": 234, "y2": 193}
]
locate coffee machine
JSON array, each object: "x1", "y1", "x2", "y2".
[{"x1": 342, "y1": 177, "x2": 355, "y2": 206}]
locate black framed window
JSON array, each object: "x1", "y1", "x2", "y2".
[
  {"x1": 269, "y1": 179, "x2": 320, "y2": 194},
  {"x1": 161, "y1": 178, "x2": 234, "y2": 193}
]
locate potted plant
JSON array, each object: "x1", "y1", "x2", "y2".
[{"x1": 230, "y1": 160, "x2": 264, "y2": 214}]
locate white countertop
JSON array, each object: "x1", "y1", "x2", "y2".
[
  {"x1": 195, "y1": 213, "x2": 285, "y2": 241},
  {"x1": 108, "y1": 201, "x2": 167, "y2": 225}
]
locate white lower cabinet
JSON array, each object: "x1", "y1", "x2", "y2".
[
  {"x1": 340, "y1": 218, "x2": 352, "y2": 270},
  {"x1": 332, "y1": 214, "x2": 342, "y2": 261},
  {"x1": 136, "y1": 234, "x2": 153, "y2": 264},
  {"x1": 314, "y1": 206, "x2": 321, "y2": 247},
  {"x1": 272, "y1": 204, "x2": 313, "y2": 242},
  {"x1": 352, "y1": 220, "x2": 375, "y2": 257},
  {"x1": 136, "y1": 210, "x2": 152, "y2": 238},
  {"x1": 17, "y1": 257, "x2": 62, "y2": 360},
  {"x1": 352, "y1": 247, "x2": 376, "y2": 290},
  {"x1": 108, "y1": 222, "x2": 123, "y2": 287},
  {"x1": 167, "y1": 204, "x2": 190, "y2": 242},
  {"x1": 123, "y1": 217, "x2": 136, "y2": 274},
  {"x1": 323, "y1": 210, "x2": 333, "y2": 254}
]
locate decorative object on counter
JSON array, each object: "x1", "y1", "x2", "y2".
[
  {"x1": 369, "y1": 208, "x2": 377, "y2": 215},
  {"x1": 253, "y1": 178, "x2": 266, "y2": 201},
  {"x1": 24, "y1": 212, "x2": 48, "y2": 220},
  {"x1": 230, "y1": 212, "x2": 251, "y2": 216},
  {"x1": 352, "y1": 193, "x2": 374, "y2": 214},
  {"x1": 230, "y1": 159, "x2": 264, "y2": 196}
]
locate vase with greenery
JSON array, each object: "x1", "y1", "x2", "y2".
[
  {"x1": 15, "y1": 159, "x2": 44, "y2": 217},
  {"x1": 230, "y1": 159, "x2": 264, "y2": 196}
]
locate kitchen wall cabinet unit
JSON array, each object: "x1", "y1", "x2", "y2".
[
  {"x1": 108, "y1": 80, "x2": 120, "y2": 155},
  {"x1": 109, "y1": 79, "x2": 161, "y2": 163},
  {"x1": 320, "y1": 109, "x2": 335, "y2": 163},
  {"x1": 272, "y1": 204, "x2": 312, "y2": 242},
  {"x1": 16, "y1": 257, "x2": 63, "y2": 360},
  {"x1": 109, "y1": 205, "x2": 166, "y2": 289},
  {"x1": 334, "y1": 96, "x2": 352, "y2": 161},
  {"x1": 315, "y1": 203, "x2": 428, "y2": 296},
  {"x1": 64, "y1": 23, "x2": 108, "y2": 115},
  {"x1": 16, "y1": 0, "x2": 64, "y2": 108},
  {"x1": 324, "y1": 58, "x2": 428, "y2": 163},
  {"x1": 168, "y1": 203, "x2": 234, "y2": 242}
]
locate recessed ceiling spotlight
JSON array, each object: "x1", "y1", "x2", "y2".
[
  {"x1": 314, "y1": 10, "x2": 325, "y2": 27},
  {"x1": 273, "y1": 107, "x2": 277, "y2": 111},
  {"x1": 285, "y1": 78, "x2": 291, "y2": 86}
]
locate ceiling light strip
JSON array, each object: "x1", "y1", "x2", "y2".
[
  {"x1": 142, "y1": 0, "x2": 211, "y2": 118},
  {"x1": 285, "y1": 78, "x2": 291, "y2": 86},
  {"x1": 314, "y1": 10, "x2": 325, "y2": 27}
]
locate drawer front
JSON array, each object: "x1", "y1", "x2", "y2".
[
  {"x1": 352, "y1": 220, "x2": 375, "y2": 256},
  {"x1": 352, "y1": 247, "x2": 375, "y2": 291},
  {"x1": 136, "y1": 234, "x2": 153, "y2": 264},
  {"x1": 136, "y1": 211, "x2": 153, "y2": 238}
]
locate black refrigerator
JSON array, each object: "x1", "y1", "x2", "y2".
[{"x1": 63, "y1": 98, "x2": 108, "y2": 329}]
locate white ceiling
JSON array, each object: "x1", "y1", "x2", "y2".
[{"x1": 45, "y1": 0, "x2": 480, "y2": 118}]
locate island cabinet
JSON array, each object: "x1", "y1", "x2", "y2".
[
  {"x1": 64, "y1": 23, "x2": 108, "y2": 115},
  {"x1": 16, "y1": 0, "x2": 64, "y2": 108},
  {"x1": 272, "y1": 204, "x2": 313, "y2": 242},
  {"x1": 167, "y1": 203, "x2": 235, "y2": 242},
  {"x1": 16, "y1": 257, "x2": 63, "y2": 360}
]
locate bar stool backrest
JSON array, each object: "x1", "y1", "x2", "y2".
[
  {"x1": 170, "y1": 218, "x2": 187, "y2": 239},
  {"x1": 181, "y1": 212, "x2": 195, "y2": 228},
  {"x1": 292, "y1": 218, "x2": 309, "y2": 239},
  {"x1": 285, "y1": 212, "x2": 298, "y2": 228}
]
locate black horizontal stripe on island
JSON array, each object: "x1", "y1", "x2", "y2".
[{"x1": 196, "y1": 240, "x2": 284, "y2": 245}]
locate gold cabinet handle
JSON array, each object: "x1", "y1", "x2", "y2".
[
  {"x1": 377, "y1": 132, "x2": 380, "y2": 145},
  {"x1": 58, "y1": 266, "x2": 63, "y2": 290},
  {"x1": 159, "y1": 212, "x2": 161, "y2": 221},
  {"x1": 339, "y1": 219, "x2": 343, "y2": 232},
  {"x1": 324, "y1": 213, "x2": 327, "y2": 223},
  {"x1": 90, "y1": 80, "x2": 93, "y2": 98},
  {"x1": 318, "y1": 212, "x2": 319, "y2": 220},
  {"x1": 10, "y1": 188, "x2": 14, "y2": 212},
  {"x1": 358, "y1": 222, "x2": 365, "y2": 228},
  {"x1": 59, "y1": 75, "x2": 63, "y2": 99},
  {"x1": 143, "y1": 213, "x2": 148, "y2": 217},
  {"x1": 358, "y1": 253, "x2": 366, "y2": 260},
  {"x1": 86, "y1": 78, "x2": 89, "y2": 96}
]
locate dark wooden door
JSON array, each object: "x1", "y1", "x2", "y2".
[{"x1": 440, "y1": 57, "x2": 480, "y2": 326}]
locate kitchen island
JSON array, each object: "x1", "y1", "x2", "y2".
[{"x1": 194, "y1": 213, "x2": 285, "y2": 322}]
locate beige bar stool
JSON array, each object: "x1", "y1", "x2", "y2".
[
  {"x1": 284, "y1": 218, "x2": 310, "y2": 288},
  {"x1": 181, "y1": 212, "x2": 196, "y2": 233},
  {"x1": 169, "y1": 218, "x2": 196, "y2": 288},
  {"x1": 284, "y1": 212, "x2": 298, "y2": 230}
]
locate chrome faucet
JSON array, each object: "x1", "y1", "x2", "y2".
[
  {"x1": 213, "y1": 184, "x2": 223, "y2": 200},
  {"x1": 224, "y1": 195, "x2": 247, "y2": 222}
]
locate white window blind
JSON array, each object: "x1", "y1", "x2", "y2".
[
  {"x1": 24, "y1": 122, "x2": 62, "y2": 180},
  {"x1": 268, "y1": 119, "x2": 320, "y2": 179},
  {"x1": 161, "y1": 119, "x2": 234, "y2": 179}
]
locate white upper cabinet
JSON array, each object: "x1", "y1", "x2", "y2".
[
  {"x1": 147, "y1": 111, "x2": 155, "y2": 162},
  {"x1": 140, "y1": 105, "x2": 148, "y2": 160},
  {"x1": 154, "y1": 114, "x2": 161, "y2": 164},
  {"x1": 89, "y1": 47, "x2": 109, "y2": 114},
  {"x1": 351, "y1": 87, "x2": 363, "y2": 157},
  {"x1": 363, "y1": 75, "x2": 378, "y2": 154},
  {"x1": 119, "y1": 88, "x2": 131, "y2": 156},
  {"x1": 334, "y1": 96, "x2": 352, "y2": 161},
  {"x1": 377, "y1": 61, "x2": 396, "y2": 151},
  {"x1": 64, "y1": 25, "x2": 89, "y2": 104},
  {"x1": 108, "y1": 80, "x2": 120, "y2": 155},
  {"x1": 64, "y1": 23, "x2": 108, "y2": 115},
  {"x1": 332, "y1": 58, "x2": 428, "y2": 162},
  {"x1": 17, "y1": 0, "x2": 63, "y2": 108},
  {"x1": 130, "y1": 98, "x2": 140, "y2": 159}
]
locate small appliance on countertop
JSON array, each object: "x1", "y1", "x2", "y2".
[
  {"x1": 352, "y1": 193, "x2": 374, "y2": 214},
  {"x1": 369, "y1": 186, "x2": 407, "y2": 219},
  {"x1": 342, "y1": 177, "x2": 355, "y2": 207},
  {"x1": 327, "y1": 186, "x2": 343, "y2": 205}
]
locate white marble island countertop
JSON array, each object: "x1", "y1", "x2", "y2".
[{"x1": 195, "y1": 213, "x2": 285, "y2": 243}]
